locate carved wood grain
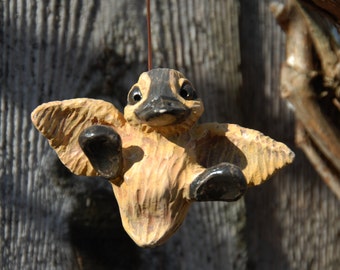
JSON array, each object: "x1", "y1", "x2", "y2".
[{"x1": 1, "y1": 0, "x2": 339, "y2": 269}]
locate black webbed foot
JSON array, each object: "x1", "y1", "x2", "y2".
[
  {"x1": 190, "y1": 163, "x2": 247, "y2": 202},
  {"x1": 78, "y1": 125, "x2": 122, "y2": 179}
]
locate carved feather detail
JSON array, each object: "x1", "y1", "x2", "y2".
[
  {"x1": 31, "y1": 98, "x2": 126, "y2": 176},
  {"x1": 194, "y1": 123, "x2": 295, "y2": 186}
]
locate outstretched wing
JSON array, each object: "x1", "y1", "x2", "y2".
[
  {"x1": 31, "y1": 98, "x2": 126, "y2": 176},
  {"x1": 194, "y1": 123, "x2": 295, "y2": 186}
]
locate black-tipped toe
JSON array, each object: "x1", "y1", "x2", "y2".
[
  {"x1": 190, "y1": 163, "x2": 247, "y2": 202},
  {"x1": 78, "y1": 125, "x2": 122, "y2": 179}
]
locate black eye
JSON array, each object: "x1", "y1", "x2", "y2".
[
  {"x1": 179, "y1": 83, "x2": 197, "y2": 100},
  {"x1": 127, "y1": 87, "x2": 142, "y2": 105}
]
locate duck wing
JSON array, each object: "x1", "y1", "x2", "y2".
[
  {"x1": 193, "y1": 123, "x2": 295, "y2": 186},
  {"x1": 31, "y1": 98, "x2": 126, "y2": 176}
]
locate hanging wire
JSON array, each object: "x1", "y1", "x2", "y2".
[{"x1": 146, "y1": 0, "x2": 152, "y2": 70}]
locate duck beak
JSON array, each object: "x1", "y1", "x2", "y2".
[{"x1": 135, "y1": 96, "x2": 190, "y2": 126}]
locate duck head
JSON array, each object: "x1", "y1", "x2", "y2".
[{"x1": 124, "y1": 68, "x2": 204, "y2": 135}]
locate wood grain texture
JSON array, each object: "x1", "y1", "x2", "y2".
[
  {"x1": 31, "y1": 94, "x2": 293, "y2": 247},
  {"x1": 31, "y1": 98, "x2": 125, "y2": 176},
  {"x1": 1, "y1": 0, "x2": 339, "y2": 269},
  {"x1": 1, "y1": 0, "x2": 246, "y2": 268},
  {"x1": 240, "y1": 0, "x2": 340, "y2": 269},
  {"x1": 195, "y1": 123, "x2": 294, "y2": 186},
  {"x1": 0, "y1": 1, "x2": 142, "y2": 269}
]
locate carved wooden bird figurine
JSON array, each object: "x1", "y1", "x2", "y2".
[{"x1": 31, "y1": 68, "x2": 294, "y2": 247}]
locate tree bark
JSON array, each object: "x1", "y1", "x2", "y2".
[{"x1": 0, "y1": 0, "x2": 339, "y2": 269}]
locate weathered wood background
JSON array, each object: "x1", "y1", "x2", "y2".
[{"x1": 1, "y1": 0, "x2": 339, "y2": 269}]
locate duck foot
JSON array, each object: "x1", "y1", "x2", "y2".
[
  {"x1": 78, "y1": 125, "x2": 122, "y2": 179},
  {"x1": 190, "y1": 163, "x2": 247, "y2": 202}
]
